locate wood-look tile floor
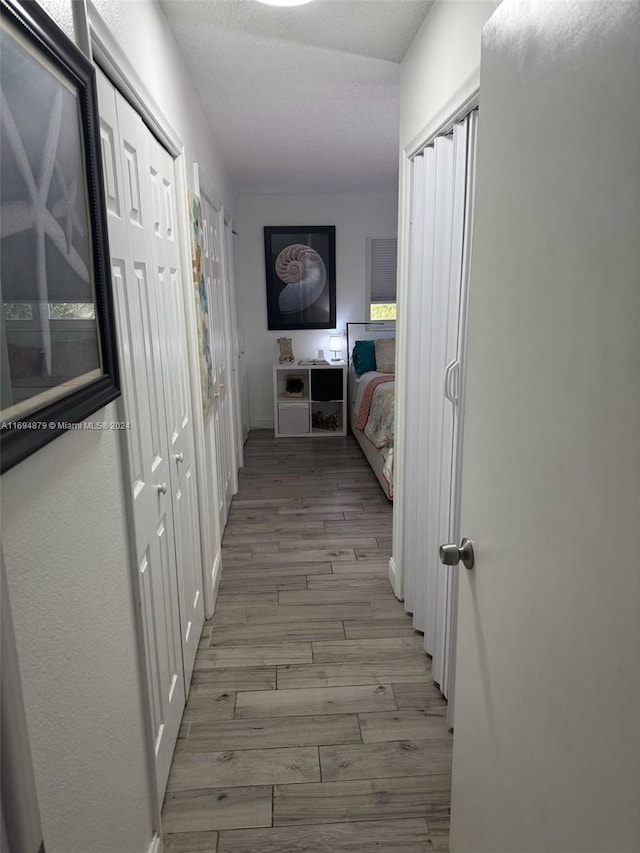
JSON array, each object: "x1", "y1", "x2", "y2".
[{"x1": 162, "y1": 431, "x2": 452, "y2": 853}]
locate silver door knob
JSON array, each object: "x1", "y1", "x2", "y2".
[
  {"x1": 439, "y1": 538, "x2": 475, "y2": 570},
  {"x1": 156, "y1": 482, "x2": 168, "y2": 495},
  {"x1": 174, "y1": 453, "x2": 184, "y2": 462}
]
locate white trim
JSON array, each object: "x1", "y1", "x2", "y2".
[
  {"x1": 88, "y1": 2, "x2": 182, "y2": 156},
  {"x1": 148, "y1": 834, "x2": 163, "y2": 853},
  {"x1": 388, "y1": 556, "x2": 403, "y2": 600},
  {"x1": 405, "y1": 67, "x2": 481, "y2": 158},
  {"x1": 175, "y1": 159, "x2": 219, "y2": 620},
  {"x1": 221, "y1": 208, "x2": 241, "y2": 493},
  {"x1": 250, "y1": 416, "x2": 275, "y2": 430},
  {"x1": 390, "y1": 152, "x2": 412, "y2": 603},
  {"x1": 212, "y1": 549, "x2": 222, "y2": 602},
  {"x1": 71, "y1": 0, "x2": 93, "y2": 59}
]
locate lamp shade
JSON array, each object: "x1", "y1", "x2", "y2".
[{"x1": 329, "y1": 335, "x2": 342, "y2": 352}]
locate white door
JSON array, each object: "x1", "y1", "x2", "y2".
[
  {"x1": 200, "y1": 193, "x2": 233, "y2": 528},
  {"x1": 97, "y1": 73, "x2": 184, "y2": 800},
  {"x1": 224, "y1": 215, "x2": 245, "y2": 468},
  {"x1": 233, "y1": 231, "x2": 250, "y2": 445},
  {"x1": 147, "y1": 137, "x2": 204, "y2": 691},
  {"x1": 450, "y1": 3, "x2": 640, "y2": 851}
]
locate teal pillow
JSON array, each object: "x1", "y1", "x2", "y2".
[{"x1": 352, "y1": 340, "x2": 376, "y2": 375}]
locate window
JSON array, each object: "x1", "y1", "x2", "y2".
[{"x1": 368, "y1": 237, "x2": 397, "y2": 320}]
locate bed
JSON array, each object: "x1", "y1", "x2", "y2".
[{"x1": 346, "y1": 322, "x2": 396, "y2": 500}]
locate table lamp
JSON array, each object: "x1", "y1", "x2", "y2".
[{"x1": 329, "y1": 334, "x2": 343, "y2": 362}]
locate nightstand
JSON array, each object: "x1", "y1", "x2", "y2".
[{"x1": 273, "y1": 362, "x2": 347, "y2": 437}]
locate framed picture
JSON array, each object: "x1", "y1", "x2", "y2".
[
  {"x1": 0, "y1": 0, "x2": 120, "y2": 473},
  {"x1": 264, "y1": 225, "x2": 336, "y2": 330}
]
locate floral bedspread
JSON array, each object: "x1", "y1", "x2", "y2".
[{"x1": 355, "y1": 374, "x2": 395, "y2": 498}]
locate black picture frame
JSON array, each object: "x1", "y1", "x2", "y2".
[
  {"x1": 0, "y1": 0, "x2": 120, "y2": 474},
  {"x1": 264, "y1": 225, "x2": 336, "y2": 330}
]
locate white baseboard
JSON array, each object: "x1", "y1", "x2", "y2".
[
  {"x1": 250, "y1": 416, "x2": 274, "y2": 430},
  {"x1": 148, "y1": 833, "x2": 162, "y2": 853},
  {"x1": 388, "y1": 556, "x2": 403, "y2": 601},
  {"x1": 212, "y1": 550, "x2": 222, "y2": 599}
]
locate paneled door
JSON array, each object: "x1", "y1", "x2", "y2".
[
  {"x1": 97, "y1": 71, "x2": 184, "y2": 802},
  {"x1": 147, "y1": 136, "x2": 204, "y2": 691},
  {"x1": 97, "y1": 70, "x2": 203, "y2": 801}
]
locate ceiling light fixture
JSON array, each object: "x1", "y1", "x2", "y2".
[{"x1": 255, "y1": 0, "x2": 315, "y2": 7}]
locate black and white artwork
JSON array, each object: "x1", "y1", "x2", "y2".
[
  {"x1": 0, "y1": 0, "x2": 119, "y2": 472},
  {"x1": 264, "y1": 226, "x2": 336, "y2": 330}
]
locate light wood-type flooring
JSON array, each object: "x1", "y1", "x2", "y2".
[{"x1": 162, "y1": 431, "x2": 452, "y2": 853}]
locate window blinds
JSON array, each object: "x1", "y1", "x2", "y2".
[{"x1": 369, "y1": 237, "x2": 398, "y2": 303}]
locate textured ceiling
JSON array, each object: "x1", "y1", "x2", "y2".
[{"x1": 160, "y1": 0, "x2": 433, "y2": 193}]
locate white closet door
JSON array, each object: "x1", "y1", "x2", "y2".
[
  {"x1": 148, "y1": 138, "x2": 204, "y2": 692},
  {"x1": 96, "y1": 71, "x2": 185, "y2": 802},
  {"x1": 233, "y1": 232, "x2": 250, "y2": 445}
]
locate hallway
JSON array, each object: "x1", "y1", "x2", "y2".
[{"x1": 162, "y1": 431, "x2": 452, "y2": 852}]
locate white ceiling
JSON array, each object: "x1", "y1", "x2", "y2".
[{"x1": 159, "y1": 0, "x2": 433, "y2": 193}]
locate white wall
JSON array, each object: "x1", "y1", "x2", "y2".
[
  {"x1": 236, "y1": 191, "x2": 398, "y2": 428},
  {"x1": 400, "y1": 0, "x2": 499, "y2": 151},
  {"x1": 2, "y1": 416, "x2": 153, "y2": 853},
  {"x1": 1, "y1": 2, "x2": 235, "y2": 852},
  {"x1": 90, "y1": 0, "x2": 233, "y2": 211}
]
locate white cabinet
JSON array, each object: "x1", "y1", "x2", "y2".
[{"x1": 273, "y1": 363, "x2": 346, "y2": 437}]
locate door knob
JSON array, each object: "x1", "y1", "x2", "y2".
[
  {"x1": 156, "y1": 482, "x2": 168, "y2": 495},
  {"x1": 439, "y1": 538, "x2": 475, "y2": 570},
  {"x1": 174, "y1": 452, "x2": 184, "y2": 462}
]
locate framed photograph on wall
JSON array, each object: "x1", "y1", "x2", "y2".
[
  {"x1": 0, "y1": 0, "x2": 120, "y2": 473},
  {"x1": 264, "y1": 225, "x2": 336, "y2": 330}
]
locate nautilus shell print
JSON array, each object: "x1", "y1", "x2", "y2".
[{"x1": 275, "y1": 243, "x2": 327, "y2": 314}]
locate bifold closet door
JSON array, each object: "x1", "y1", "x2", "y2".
[
  {"x1": 402, "y1": 112, "x2": 478, "y2": 707},
  {"x1": 97, "y1": 71, "x2": 185, "y2": 801},
  {"x1": 148, "y1": 136, "x2": 204, "y2": 691}
]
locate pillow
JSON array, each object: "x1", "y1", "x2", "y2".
[
  {"x1": 352, "y1": 339, "x2": 376, "y2": 375},
  {"x1": 374, "y1": 338, "x2": 395, "y2": 374}
]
